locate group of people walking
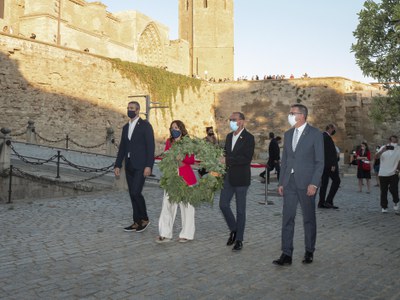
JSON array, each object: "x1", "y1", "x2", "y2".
[
  {"x1": 114, "y1": 101, "x2": 255, "y2": 252},
  {"x1": 114, "y1": 101, "x2": 400, "y2": 266}
]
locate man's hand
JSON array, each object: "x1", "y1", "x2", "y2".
[
  {"x1": 278, "y1": 185, "x2": 284, "y2": 196},
  {"x1": 330, "y1": 166, "x2": 336, "y2": 172},
  {"x1": 143, "y1": 167, "x2": 152, "y2": 177},
  {"x1": 114, "y1": 167, "x2": 120, "y2": 177},
  {"x1": 307, "y1": 185, "x2": 317, "y2": 196}
]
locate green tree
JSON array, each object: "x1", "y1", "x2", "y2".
[{"x1": 352, "y1": 0, "x2": 400, "y2": 122}]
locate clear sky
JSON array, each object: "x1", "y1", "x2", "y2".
[{"x1": 97, "y1": 0, "x2": 373, "y2": 83}]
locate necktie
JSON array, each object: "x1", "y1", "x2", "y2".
[{"x1": 293, "y1": 129, "x2": 299, "y2": 151}]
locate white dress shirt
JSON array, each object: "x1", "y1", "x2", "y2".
[
  {"x1": 232, "y1": 128, "x2": 244, "y2": 151},
  {"x1": 128, "y1": 117, "x2": 139, "y2": 141}
]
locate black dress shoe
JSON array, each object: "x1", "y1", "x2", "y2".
[
  {"x1": 272, "y1": 253, "x2": 292, "y2": 266},
  {"x1": 227, "y1": 231, "x2": 236, "y2": 246},
  {"x1": 232, "y1": 240, "x2": 242, "y2": 251},
  {"x1": 324, "y1": 203, "x2": 339, "y2": 209},
  {"x1": 318, "y1": 203, "x2": 328, "y2": 208},
  {"x1": 302, "y1": 251, "x2": 314, "y2": 264}
]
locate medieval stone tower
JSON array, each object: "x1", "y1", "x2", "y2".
[{"x1": 179, "y1": 0, "x2": 234, "y2": 81}]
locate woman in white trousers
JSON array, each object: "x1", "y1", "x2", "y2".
[
  {"x1": 156, "y1": 120, "x2": 196, "y2": 243},
  {"x1": 158, "y1": 191, "x2": 195, "y2": 242}
]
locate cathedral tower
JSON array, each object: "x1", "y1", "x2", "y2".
[{"x1": 179, "y1": 0, "x2": 234, "y2": 81}]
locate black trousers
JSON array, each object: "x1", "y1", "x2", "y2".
[
  {"x1": 125, "y1": 165, "x2": 148, "y2": 224},
  {"x1": 379, "y1": 174, "x2": 399, "y2": 209},
  {"x1": 267, "y1": 161, "x2": 280, "y2": 184},
  {"x1": 319, "y1": 166, "x2": 341, "y2": 205}
]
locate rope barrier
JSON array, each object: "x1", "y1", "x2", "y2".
[
  {"x1": 11, "y1": 166, "x2": 112, "y2": 185},
  {"x1": 68, "y1": 137, "x2": 107, "y2": 149},
  {"x1": 36, "y1": 132, "x2": 66, "y2": 143},
  {"x1": 10, "y1": 143, "x2": 58, "y2": 165},
  {"x1": 10, "y1": 129, "x2": 27, "y2": 137},
  {"x1": 59, "y1": 155, "x2": 114, "y2": 173}
]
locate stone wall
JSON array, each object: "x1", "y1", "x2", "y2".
[
  {"x1": 0, "y1": 34, "x2": 216, "y2": 156},
  {"x1": 0, "y1": 34, "x2": 396, "y2": 162},
  {"x1": 212, "y1": 78, "x2": 388, "y2": 160}
]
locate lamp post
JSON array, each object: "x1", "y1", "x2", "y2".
[{"x1": 56, "y1": 0, "x2": 61, "y2": 46}]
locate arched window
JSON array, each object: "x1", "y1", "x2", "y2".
[
  {"x1": 0, "y1": 0, "x2": 5, "y2": 19},
  {"x1": 204, "y1": 0, "x2": 208, "y2": 8}
]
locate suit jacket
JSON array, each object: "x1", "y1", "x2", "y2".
[
  {"x1": 323, "y1": 131, "x2": 338, "y2": 169},
  {"x1": 279, "y1": 124, "x2": 324, "y2": 189},
  {"x1": 115, "y1": 118, "x2": 155, "y2": 170},
  {"x1": 268, "y1": 137, "x2": 280, "y2": 163},
  {"x1": 224, "y1": 128, "x2": 255, "y2": 186}
]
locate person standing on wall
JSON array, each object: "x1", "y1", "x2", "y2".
[
  {"x1": 114, "y1": 101, "x2": 155, "y2": 233},
  {"x1": 318, "y1": 124, "x2": 341, "y2": 209},
  {"x1": 219, "y1": 112, "x2": 255, "y2": 252},
  {"x1": 273, "y1": 104, "x2": 324, "y2": 266}
]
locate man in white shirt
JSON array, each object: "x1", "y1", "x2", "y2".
[{"x1": 375, "y1": 135, "x2": 400, "y2": 213}]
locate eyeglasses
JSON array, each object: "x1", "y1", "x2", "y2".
[{"x1": 289, "y1": 112, "x2": 303, "y2": 116}]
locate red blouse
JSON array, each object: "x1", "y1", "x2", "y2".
[{"x1": 164, "y1": 139, "x2": 195, "y2": 165}]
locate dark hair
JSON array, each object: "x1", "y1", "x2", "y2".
[
  {"x1": 233, "y1": 112, "x2": 245, "y2": 120},
  {"x1": 269, "y1": 132, "x2": 275, "y2": 139},
  {"x1": 128, "y1": 101, "x2": 140, "y2": 110},
  {"x1": 390, "y1": 135, "x2": 398, "y2": 142},
  {"x1": 169, "y1": 120, "x2": 188, "y2": 143},
  {"x1": 361, "y1": 142, "x2": 369, "y2": 153},
  {"x1": 206, "y1": 126, "x2": 213, "y2": 132},
  {"x1": 276, "y1": 136, "x2": 282, "y2": 141},
  {"x1": 325, "y1": 124, "x2": 335, "y2": 131},
  {"x1": 291, "y1": 104, "x2": 308, "y2": 119}
]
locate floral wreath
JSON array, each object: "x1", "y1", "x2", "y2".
[{"x1": 159, "y1": 136, "x2": 226, "y2": 206}]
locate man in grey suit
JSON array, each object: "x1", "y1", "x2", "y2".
[{"x1": 273, "y1": 104, "x2": 324, "y2": 266}]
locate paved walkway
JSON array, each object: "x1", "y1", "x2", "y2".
[{"x1": 1, "y1": 167, "x2": 400, "y2": 299}]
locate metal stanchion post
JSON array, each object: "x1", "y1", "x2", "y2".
[
  {"x1": 66, "y1": 134, "x2": 69, "y2": 149},
  {"x1": 56, "y1": 151, "x2": 61, "y2": 178},
  {"x1": 8, "y1": 165, "x2": 12, "y2": 203},
  {"x1": 259, "y1": 165, "x2": 275, "y2": 205}
]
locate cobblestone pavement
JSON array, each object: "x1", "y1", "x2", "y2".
[{"x1": 1, "y1": 166, "x2": 400, "y2": 300}]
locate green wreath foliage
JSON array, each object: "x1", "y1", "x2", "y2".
[{"x1": 159, "y1": 136, "x2": 226, "y2": 206}]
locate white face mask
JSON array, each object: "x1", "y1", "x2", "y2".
[{"x1": 288, "y1": 114, "x2": 297, "y2": 127}]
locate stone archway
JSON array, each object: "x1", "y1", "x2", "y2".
[{"x1": 137, "y1": 23, "x2": 165, "y2": 68}]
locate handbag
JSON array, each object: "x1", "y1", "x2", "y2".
[{"x1": 362, "y1": 160, "x2": 371, "y2": 171}]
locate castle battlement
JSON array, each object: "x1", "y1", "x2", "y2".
[{"x1": 0, "y1": 0, "x2": 234, "y2": 81}]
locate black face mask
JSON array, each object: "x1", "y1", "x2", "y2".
[
  {"x1": 207, "y1": 132, "x2": 214, "y2": 136},
  {"x1": 127, "y1": 110, "x2": 137, "y2": 119},
  {"x1": 331, "y1": 130, "x2": 336, "y2": 136},
  {"x1": 171, "y1": 129, "x2": 181, "y2": 139}
]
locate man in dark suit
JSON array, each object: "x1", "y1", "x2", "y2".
[
  {"x1": 260, "y1": 132, "x2": 281, "y2": 184},
  {"x1": 219, "y1": 112, "x2": 255, "y2": 251},
  {"x1": 273, "y1": 104, "x2": 324, "y2": 266},
  {"x1": 318, "y1": 124, "x2": 341, "y2": 209},
  {"x1": 267, "y1": 133, "x2": 281, "y2": 184},
  {"x1": 114, "y1": 101, "x2": 155, "y2": 233}
]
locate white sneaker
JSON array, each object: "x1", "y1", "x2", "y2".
[
  {"x1": 382, "y1": 208, "x2": 388, "y2": 213},
  {"x1": 394, "y1": 203, "x2": 399, "y2": 211}
]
